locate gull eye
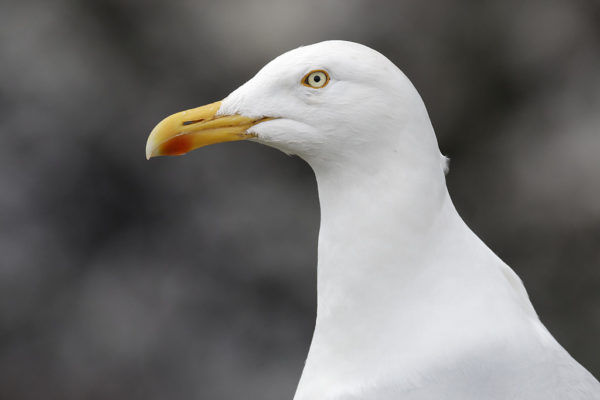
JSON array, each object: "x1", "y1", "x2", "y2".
[{"x1": 302, "y1": 70, "x2": 330, "y2": 89}]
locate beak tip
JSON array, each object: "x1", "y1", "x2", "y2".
[{"x1": 145, "y1": 142, "x2": 156, "y2": 160}]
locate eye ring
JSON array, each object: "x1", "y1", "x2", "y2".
[{"x1": 302, "y1": 70, "x2": 330, "y2": 89}]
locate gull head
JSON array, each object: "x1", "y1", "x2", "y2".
[{"x1": 146, "y1": 40, "x2": 444, "y2": 173}]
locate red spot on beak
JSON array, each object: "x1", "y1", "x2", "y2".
[{"x1": 158, "y1": 134, "x2": 194, "y2": 156}]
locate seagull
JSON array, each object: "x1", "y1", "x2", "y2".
[{"x1": 146, "y1": 41, "x2": 600, "y2": 399}]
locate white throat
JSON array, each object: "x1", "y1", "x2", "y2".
[{"x1": 293, "y1": 130, "x2": 541, "y2": 400}]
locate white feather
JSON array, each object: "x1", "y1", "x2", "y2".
[{"x1": 219, "y1": 40, "x2": 600, "y2": 400}]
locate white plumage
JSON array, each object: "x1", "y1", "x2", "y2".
[{"x1": 149, "y1": 40, "x2": 600, "y2": 399}]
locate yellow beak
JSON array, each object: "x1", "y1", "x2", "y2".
[{"x1": 145, "y1": 101, "x2": 271, "y2": 159}]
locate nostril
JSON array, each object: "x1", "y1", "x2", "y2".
[{"x1": 182, "y1": 119, "x2": 203, "y2": 126}]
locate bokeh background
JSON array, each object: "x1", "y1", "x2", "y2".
[{"x1": 1, "y1": 0, "x2": 599, "y2": 399}]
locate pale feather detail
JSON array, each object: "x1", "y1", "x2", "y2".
[{"x1": 218, "y1": 41, "x2": 600, "y2": 399}]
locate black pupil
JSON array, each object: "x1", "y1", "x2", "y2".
[{"x1": 313, "y1": 75, "x2": 321, "y2": 82}]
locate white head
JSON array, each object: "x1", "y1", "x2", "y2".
[{"x1": 146, "y1": 40, "x2": 447, "y2": 177}]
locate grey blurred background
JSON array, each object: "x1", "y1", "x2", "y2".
[{"x1": 1, "y1": 0, "x2": 599, "y2": 399}]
